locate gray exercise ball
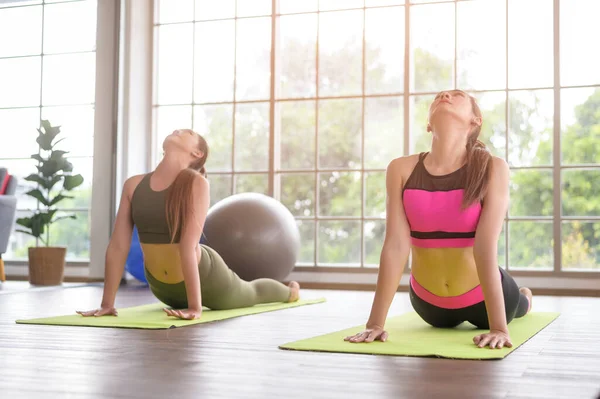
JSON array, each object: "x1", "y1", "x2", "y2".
[{"x1": 202, "y1": 193, "x2": 300, "y2": 282}]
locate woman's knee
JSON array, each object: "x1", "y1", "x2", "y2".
[
  {"x1": 499, "y1": 268, "x2": 522, "y2": 321},
  {"x1": 466, "y1": 303, "x2": 516, "y2": 329}
]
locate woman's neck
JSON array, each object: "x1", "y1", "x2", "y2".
[
  {"x1": 427, "y1": 133, "x2": 468, "y2": 174},
  {"x1": 154, "y1": 152, "x2": 189, "y2": 180}
]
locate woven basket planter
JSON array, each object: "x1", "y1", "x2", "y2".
[{"x1": 28, "y1": 247, "x2": 66, "y2": 286}]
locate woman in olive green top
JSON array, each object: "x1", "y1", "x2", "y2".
[{"x1": 78, "y1": 129, "x2": 300, "y2": 320}]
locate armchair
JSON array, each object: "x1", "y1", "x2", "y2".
[{"x1": 0, "y1": 169, "x2": 18, "y2": 282}]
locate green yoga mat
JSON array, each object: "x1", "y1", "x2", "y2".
[
  {"x1": 280, "y1": 311, "x2": 559, "y2": 360},
  {"x1": 16, "y1": 298, "x2": 325, "y2": 330}
]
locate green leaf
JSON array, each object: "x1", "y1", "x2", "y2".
[
  {"x1": 30, "y1": 213, "x2": 48, "y2": 239},
  {"x1": 16, "y1": 217, "x2": 33, "y2": 229},
  {"x1": 52, "y1": 138, "x2": 66, "y2": 148},
  {"x1": 37, "y1": 158, "x2": 72, "y2": 177},
  {"x1": 61, "y1": 159, "x2": 73, "y2": 173},
  {"x1": 63, "y1": 174, "x2": 84, "y2": 191},
  {"x1": 16, "y1": 211, "x2": 56, "y2": 240},
  {"x1": 38, "y1": 161, "x2": 60, "y2": 177},
  {"x1": 50, "y1": 150, "x2": 69, "y2": 160},
  {"x1": 49, "y1": 194, "x2": 73, "y2": 206},
  {"x1": 46, "y1": 175, "x2": 62, "y2": 191},
  {"x1": 36, "y1": 120, "x2": 62, "y2": 150},
  {"x1": 51, "y1": 214, "x2": 77, "y2": 225},
  {"x1": 40, "y1": 210, "x2": 57, "y2": 224},
  {"x1": 36, "y1": 128, "x2": 58, "y2": 152},
  {"x1": 23, "y1": 174, "x2": 62, "y2": 190},
  {"x1": 24, "y1": 174, "x2": 47, "y2": 187},
  {"x1": 15, "y1": 229, "x2": 37, "y2": 239},
  {"x1": 31, "y1": 154, "x2": 44, "y2": 163},
  {"x1": 36, "y1": 129, "x2": 51, "y2": 151},
  {"x1": 24, "y1": 189, "x2": 50, "y2": 206}
]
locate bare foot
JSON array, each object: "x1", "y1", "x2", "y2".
[
  {"x1": 287, "y1": 281, "x2": 300, "y2": 302},
  {"x1": 520, "y1": 287, "x2": 533, "y2": 313}
]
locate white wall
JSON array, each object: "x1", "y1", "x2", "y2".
[
  {"x1": 87, "y1": 0, "x2": 121, "y2": 279},
  {"x1": 89, "y1": 0, "x2": 154, "y2": 279},
  {"x1": 114, "y1": 0, "x2": 154, "y2": 201}
]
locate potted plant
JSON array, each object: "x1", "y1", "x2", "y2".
[{"x1": 15, "y1": 120, "x2": 84, "y2": 285}]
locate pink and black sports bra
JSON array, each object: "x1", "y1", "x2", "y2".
[{"x1": 402, "y1": 152, "x2": 482, "y2": 249}]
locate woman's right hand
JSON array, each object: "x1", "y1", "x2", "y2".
[
  {"x1": 344, "y1": 326, "x2": 389, "y2": 343},
  {"x1": 163, "y1": 307, "x2": 202, "y2": 320},
  {"x1": 76, "y1": 307, "x2": 118, "y2": 317}
]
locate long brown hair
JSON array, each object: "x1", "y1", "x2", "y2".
[
  {"x1": 165, "y1": 131, "x2": 209, "y2": 242},
  {"x1": 461, "y1": 93, "x2": 492, "y2": 209}
]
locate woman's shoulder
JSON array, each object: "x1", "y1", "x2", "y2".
[
  {"x1": 193, "y1": 172, "x2": 209, "y2": 190},
  {"x1": 123, "y1": 174, "x2": 149, "y2": 200},
  {"x1": 489, "y1": 155, "x2": 509, "y2": 169},
  {"x1": 190, "y1": 172, "x2": 210, "y2": 203},
  {"x1": 387, "y1": 154, "x2": 422, "y2": 177},
  {"x1": 385, "y1": 154, "x2": 422, "y2": 190},
  {"x1": 388, "y1": 154, "x2": 421, "y2": 170},
  {"x1": 487, "y1": 156, "x2": 509, "y2": 184},
  {"x1": 484, "y1": 156, "x2": 509, "y2": 180}
]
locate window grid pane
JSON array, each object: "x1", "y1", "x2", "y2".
[
  {"x1": 150, "y1": 2, "x2": 600, "y2": 272},
  {"x1": 0, "y1": 0, "x2": 97, "y2": 262}
]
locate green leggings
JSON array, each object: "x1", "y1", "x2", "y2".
[{"x1": 144, "y1": 244, "x2": 291, "y2": 310}]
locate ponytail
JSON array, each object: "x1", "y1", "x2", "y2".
[
  {"x1": 165, "y1": 168, "x2": 200, "y2": 243},
  {"x1": 456, "y1": 93, "x2": 491, "y2": 209},
  {"x1": 462, "y1": 135, "x2": 492, "y2": 209},
  {"x1": 165, "y1": 131, "x2": 209, "y2": 242}
]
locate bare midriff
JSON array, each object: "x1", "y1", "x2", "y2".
[
  {"x1": 140, "y1": 243, "x2": 201, "y2": 284},
  {"x1": 410, "y1": 246, "x2": 481, "y2": 297}
]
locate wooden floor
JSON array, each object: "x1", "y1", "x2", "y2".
[
  {"x1": 1, "y1": 283, "x2": 599, "y2": 399},
  {"x1": 0, "y1": 281, "x2": 85, "y2": 295}
]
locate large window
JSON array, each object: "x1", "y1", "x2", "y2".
[
  {"x1": 153, "y1": 0, "x2": 600, "y2": 273},
  {"x1": 0, "y1": 0, "x2": 97, "y2": 262}
]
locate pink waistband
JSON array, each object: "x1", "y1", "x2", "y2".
[{"x1": 409, "y1": 274, "x2": 496, "y2": 310}]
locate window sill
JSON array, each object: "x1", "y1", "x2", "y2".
[
  {"x1": 287, "y1": 270, "x2": 600, "y2": 296},
  {"x1": 5, "y1": 264, "x2": 598, "y2": 295},
  {"x1": 5, "y1": 262, "x2": 91, "y2": 280}
]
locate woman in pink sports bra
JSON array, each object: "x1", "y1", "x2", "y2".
[{"x1": 345, "y1": 90, "x2": 532, "y2": 350}]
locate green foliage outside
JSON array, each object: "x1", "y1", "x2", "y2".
[
  {"x1": 13, "y1": 186, "x2": 91, "y2": 260},
  {"x1": 202, "y1": 34, "x2": 599, "y2": 270},
  {"x1": 16, "y1": 22, "x2": 598, "y2": 270}
]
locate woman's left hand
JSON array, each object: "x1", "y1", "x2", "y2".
[
  {"x1": 163, "y1": 308, "x2": 202, "y2": 320},
  {"x1": 473, "y1": 329, "x2": 513, "y2": 349}
]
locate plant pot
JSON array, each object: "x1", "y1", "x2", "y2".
[{"x1": 28, "y1": 247, "x2": 66, "y2": 286}]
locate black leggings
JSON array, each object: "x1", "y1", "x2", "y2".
[{"x1": 409, "y1": 268, "x2": 530, "y2": 329}]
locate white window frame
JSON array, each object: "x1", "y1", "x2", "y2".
[
  {"x1": 4, "y1": 0, "x2": 120, "y2": 280},
  {"x1": 12, "y1": 0, "x2": 594, "y2": 292}
]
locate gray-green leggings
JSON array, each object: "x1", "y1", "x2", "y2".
[{"x1": 144, "y1": 244, "x2": 291, "y2": 310}]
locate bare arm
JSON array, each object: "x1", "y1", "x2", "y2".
[
  {"x1": 177, "y1": 175, "x2": 210, "y2": 312},
  {"x1": 367, "y1": 159, "x2": 412, "y2": 329},
  {"x1": 101, "y1": 178, "x2": 136, "y2": 308},
  {"x1": 78, "y1": 177, "x2": 137, "y2": 316},
  {"x1": 346, "y1": 158, "x2": 412, "y2": 342},
  {"x1": 473, "y1": 157, "x2": 510, "y2": 334}
]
